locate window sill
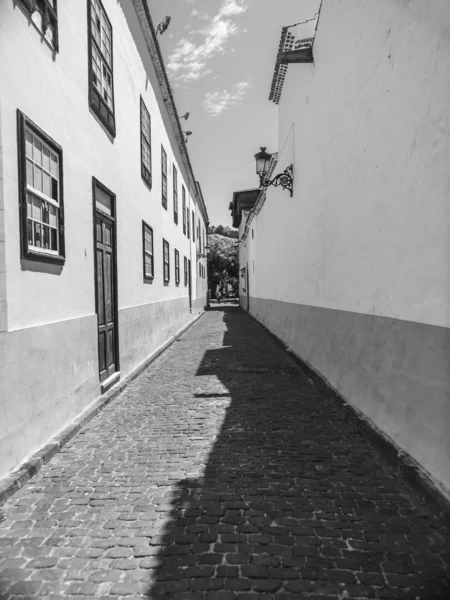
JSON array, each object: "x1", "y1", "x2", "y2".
[
  {"x1": 23, "y1": 250, "x2": 65, "y2": 265},
  {"x1": 144, "y1": 275, "x2": 154, "y2": 284}
]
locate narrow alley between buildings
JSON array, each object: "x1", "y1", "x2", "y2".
[{"x1": 0, "y1": 306, "x2": 449, "y2": 600}]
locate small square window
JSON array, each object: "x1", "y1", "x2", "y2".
[
  {"x1": 163, "y1": 238, "x2": 170, "y2": 282},
  {"x1": 17, "y1": 110, "x2": 65, "y2": 264},
  {"x1": 142, "y1": 221, "x2": 154, "y2": 280}
]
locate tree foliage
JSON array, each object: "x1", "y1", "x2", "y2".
[
  {"x1": 208, "y1": 224, "x2": 238, "y2": 239},
  {"x1": 208, "y1": 231, "x2": 239, "y2": 296}
]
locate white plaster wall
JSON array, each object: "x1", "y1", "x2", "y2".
[
  {"x1": 0, "y1": 0, "x2": 204, "y2": 330},
  {"x1": 0, "y1": 0, "x2": 208, "y2": 479},
  {"x1": 243, "y1": 0, "x2": 450, "y2": 495},
  {"x1": 255, "y1": 0, "x2": 450, "y2": 329}
]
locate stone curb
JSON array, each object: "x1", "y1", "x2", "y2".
[
  {"x1": 245, "y1": 307, "x2": 450, "y2": 525},
  {"x1": 0, "y1": 310, "x2": 205, "y2": 507}
]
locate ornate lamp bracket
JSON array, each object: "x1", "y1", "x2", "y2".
[{"x1": 259, "y1": 165, "x2": 293, "y2": 197}]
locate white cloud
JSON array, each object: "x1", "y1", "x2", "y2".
[
  {"x1": 203, "y1": 81, "x2": 251, "y2": 116},
  {"x1": 168, "y1": 0, "x2": 247, "y2": 83}
]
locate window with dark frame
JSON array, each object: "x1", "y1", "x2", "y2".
[
  {"x1": 163, "y1": 238, "x2": 170, "y2": 282},
  {"x1": 175, "y1": 249, "x2": 180, "y2": 285},
  {"x1": 161, "y1": 146, "x2": 167, "y2": 209},
  {"x1": 184, "y1": 256, "x2": 188, "y2": 286},
  {"x1": 142, "y1": 221, "x2": 154, "y2": 280},
  {"x1": 182, "y1": 186, "x2": 186, "y2": 234},
  {"x1": 17, "y1": 110, "x2": 65, "y2": 264},
  {"x1": 140, "y1": 98, "x2": 152, "y2": 188},
  {"x1": 173, "y1": 165, "x2": 178, "y2": 224},
  {"x1": 88, "y1": 0, "x2": 115, "y2": 136},
  {"x1": 192, "y1": 212, "x2": 195, "y2": 242},
  {"x1": 18, "y1": 0, "x2": 59, "y2": 50},
  {"x1": 186, "y1": 207, "x2": 190, "y2": 239}
]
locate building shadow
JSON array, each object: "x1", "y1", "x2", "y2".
[{"x1": 142, "y1": 306, "x2": 450, "y2": 598}]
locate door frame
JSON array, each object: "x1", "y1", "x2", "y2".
[{"x1": 92, "y1": 177, "x2": 120, "y2": 385}]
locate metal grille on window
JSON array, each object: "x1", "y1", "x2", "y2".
[{"x1": 25, "y1": 127, "x2": 60, "y2": 254}]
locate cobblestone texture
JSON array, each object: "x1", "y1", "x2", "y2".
[{"x1": 0, "y1": 305, "x2": 449, "y2": 599}]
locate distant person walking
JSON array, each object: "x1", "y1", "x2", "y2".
[{"x1": 216, "y1": 288, "x2": 222, "y2": 304}]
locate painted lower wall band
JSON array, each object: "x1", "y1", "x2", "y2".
[{"x1": 246, "y1": 295, "x2": 450, "y2": 498}]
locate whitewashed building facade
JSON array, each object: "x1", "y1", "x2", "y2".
[
  {"x1": 0, "y1": 0, "x2": 209, "y2": 481},
  {"x1": 236, "y1": 0, "x2": 450, "y2": 498}
]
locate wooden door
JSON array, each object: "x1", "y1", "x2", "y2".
[
  {"x1": 93, "y1": 181, "x2": 118, "y2": 383},
  {"x1": 188, "y1": 258, "x2": 192, "y2": 310}
]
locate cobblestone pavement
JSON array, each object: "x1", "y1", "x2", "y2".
[{"x1": 0, "y1": 305, "x2": 449, "y2": 600}]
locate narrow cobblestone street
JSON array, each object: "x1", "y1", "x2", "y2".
[{"x1": 0, "y1": 306, "x2": 449, "y2": 600}]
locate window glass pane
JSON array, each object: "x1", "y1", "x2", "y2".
[
  {"x1": 43, "y1": 225, "x2": 50, "y2": 249},
  {"x1": 34, "y1": 165, "x2": 42, "y2": 192},
  {"x1": 95, "y1": 185, "x2": 112, "y2": 215},
  {"x1": 43, "y1": 147, "x2": 51, "y2": 173},
  {"x1": 25, "y1": 131, "x2": 33, "y2": 159},
  {"x1": 27, "y1": 219, "x2": 33, "y2": 246},
  {"x1": 42, "y1": 172, "x2": 51, "y2": 198},
  {"x1": 42, "y1": 203, "x2": 49, "y2": 224},
  {"x1": 33, "y1": 195, "x2": 42, "y2": 221},
  {"x1": 34, "y1": 222, "x2": 42, "y2": 247},
  {"x1": 51, "y1": 178, "x2": 58, "y2": 202},
  {"x1": 26, "y1": 194, "x2": 33, "y2": 217},
  {"x1": 50, "y1": 227, "x2": 58, "y2": 251},
  {"x1": 33, "y1": 138, "x2": 43, "y2": 165},
  {"x1": 50, "y1": 153, "x2": 58, "y2": 178},
  {"x1": 26, "y1": 159, "x2": 34, "y2": 187},
  {"x1": 49, "y1": 204, "x2": 57, "y2": 227}
]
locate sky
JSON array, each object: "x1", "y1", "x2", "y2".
[{"x1": 149, "y1": 0, "x2": 321, "y2": 228}]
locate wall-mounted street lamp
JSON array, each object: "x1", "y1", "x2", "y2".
[
  {"x1": 254, "y1": 147, "x2": 293, "y2": 197},
  {"x1": 179, "y1": 112, "x2": 190, "y2": 120},
  {"x1": 184, "y1": 130, "x2": 193, "y2": 143}
]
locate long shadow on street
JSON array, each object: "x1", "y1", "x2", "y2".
[{"x1": 145, "y1": 306, "x2": 450, "y2": 599}]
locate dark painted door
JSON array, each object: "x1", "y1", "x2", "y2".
[
  {"x1": 95, "y1": 212, "x2": 117, "y2": 382},
  {"x1": 188, "y1": 258, "x2": 192, "y2": 310}
]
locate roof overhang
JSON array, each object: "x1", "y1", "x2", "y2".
[
  {"x1": 230, "y1": 188, "x2": 260, "y2": 228},
  {"x1": 133, "y1": 0, "x2": 209, "y2": 225},
  {"x1": 269, "y1": 21, "x2": 317, "y2": 104}
]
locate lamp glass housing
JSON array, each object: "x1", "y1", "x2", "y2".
[{"x1": 254, "y1": 147, "x2": 271, "y2": 178}]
